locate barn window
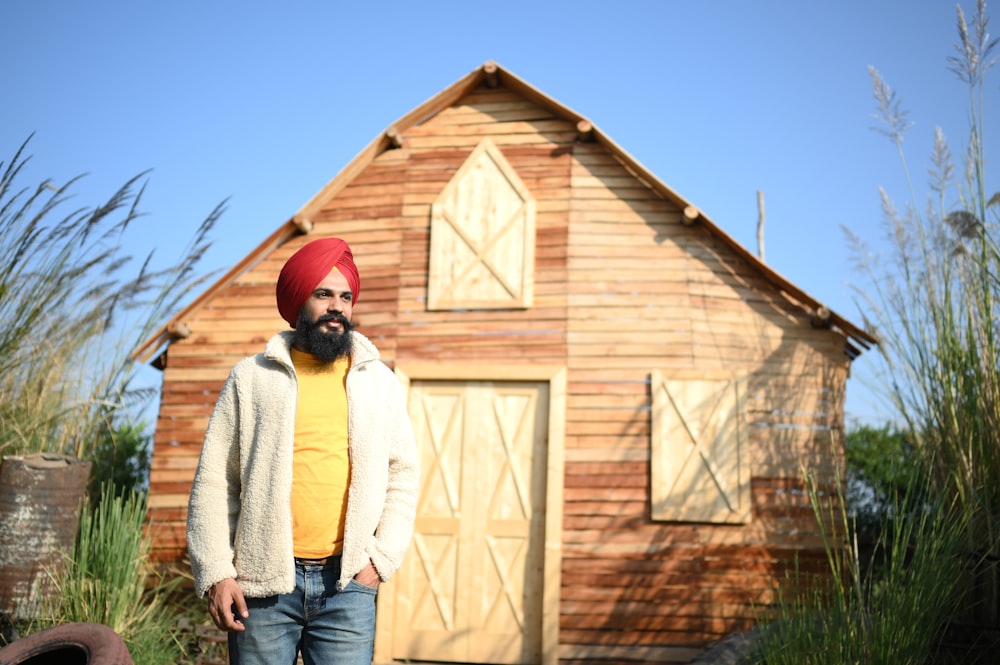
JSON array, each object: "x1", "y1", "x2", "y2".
[
  {"x1": 427, "y1": 137, "x2": 536, "y2": 310},
  {"x1": 650, "y1": 370, "x2": 750, "y2": 524}
]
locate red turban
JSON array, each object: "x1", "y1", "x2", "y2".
[{"x1": 275, "y1": 238, "x2": 360, "y2": 327}]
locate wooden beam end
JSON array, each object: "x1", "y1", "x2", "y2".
[
  {"x1": 484, "y1": 61, "x2": 499, "y2": 88},
  {"x1": 682, "y1": 205, "x2": 700, "y2": 225},
  {"x1": 293, "y1": 215, "x2": 314, "y2": 234},
  {"x1": 168, "y1": 321, "x2": 191, "y2": 339},
  {"x1": 385, "y1": 127, "x2": 404, "y2": 148},
  {"x1": 811, "y1": 306, "x2": 832, "y2": 328}
]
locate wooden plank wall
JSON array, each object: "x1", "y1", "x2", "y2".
[
  {"x1": 558, "y1": 140, "x2": 847, "y2": 663},
  {"x1": 145, "y1": 82, "x2": 851, "y2": 663}
]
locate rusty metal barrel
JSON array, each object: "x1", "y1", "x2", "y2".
[{"x1": 0, "y1": 453, "x2": 92, "y2": 621}]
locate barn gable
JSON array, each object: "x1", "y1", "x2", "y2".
[{"x1": 137, "y1": 62, "x2": 874, "y2": 665}]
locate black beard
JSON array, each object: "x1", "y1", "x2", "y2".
[{"x1": 294, "y1": 311, "x2": 354, "y2": 363}]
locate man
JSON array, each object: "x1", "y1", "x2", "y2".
[{"x1": 186, "y1": 237, "x2": 420, "y2": 665}]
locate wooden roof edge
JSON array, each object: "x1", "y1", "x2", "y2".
[
  {"x1": 484, "y1": 61, "x2": 589, "y2": 126},
  {"x1": 131, "y1": 65, "x2": 493, "y2": 366},
  {"x1": 131, "y1": 220, "x2": 304, "y2": 363},
  {"x1": 678, "y1": 200, "x2": 877, "y2": 350},
  {"x1": 296, "y1": 60, "x2": 595, "y2": 221},
  {"x1": 580, "y1": 122, "x2": 877, "y2": 352},
  {"x1": 296, "y1": 64, "x2": 489, "y2": 221},
  {"x1": 484, "y1": 63, "x2": 874, "y2": 349}
]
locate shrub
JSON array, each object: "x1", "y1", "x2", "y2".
[{"x1": 40, "y1": 486, "x2": 182, "y2": 664}]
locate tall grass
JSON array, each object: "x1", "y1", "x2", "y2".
[
  {"x1": 0, "y1": 137, "x2": 223, "y2": 657},
  {"x1": 0, "y1": 135, "x2": 222, "y2": 461},
  {"x1": 40, "y1": 485, "x2": 182, "y2": 664},
  {"x1": 755, "y1": 471, "x2": 967, "y2": 664},
  {"x1": 844, "y1": 0, "x2": 1000, "y2": 634},
  {"x1": 752, "y1": 3, "x2": 999, "y2": 662}
]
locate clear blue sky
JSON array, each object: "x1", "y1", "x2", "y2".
[{"x1": 3, "y1": 0, "x2": 997, "y2": 425}]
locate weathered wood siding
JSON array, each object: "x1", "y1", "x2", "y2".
[
  {"x1": 558, "y1": 140, "x2": 846, "y2": 663},
  {"x1": 146, "y1": 82, "x2": 849, "y2": 663}
]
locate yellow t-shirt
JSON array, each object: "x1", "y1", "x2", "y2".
[{"x1": 289, "y1": 348, "x2": 351, "y2": 558}]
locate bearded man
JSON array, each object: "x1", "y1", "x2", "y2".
[{"x1": 186, "y1": 237, "x2": 419, "y2": 665}]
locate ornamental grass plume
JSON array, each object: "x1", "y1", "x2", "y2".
[
  {"x1": 849, "y1": 0, "x2": 1000, "y2": 648},
  {"x1": 0, "y1": 136, "x2": 223, "y2": 461},
  {"x1": 0, "y1": 135, "x2": 224, "y2": 662},
  {"x1": 758, "y1": 1, "x2": 1000, "y2": 661},
  {"x1": 848, "y1": 0, "x2": 1000, "y2": 636}
]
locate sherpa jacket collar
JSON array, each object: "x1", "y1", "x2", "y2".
[{"x1": 263, "y1": 329, "x2": 380, "y2": 373}]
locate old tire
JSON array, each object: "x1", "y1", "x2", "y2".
[{"x1": 0, "y1": 623, "x2": 132, "y2": 665}]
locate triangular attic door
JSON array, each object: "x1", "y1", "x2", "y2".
[{"x1": 427, "y1": 138, "x2": 536, "y2": 310}]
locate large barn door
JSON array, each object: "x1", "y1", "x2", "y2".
[{"x1": 391, "y1": 380, "x2": 548, "y2": 664}]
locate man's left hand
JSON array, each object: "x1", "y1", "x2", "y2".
[{"x1": 354, "y1": 561, "x2": 381, "y2": 588}]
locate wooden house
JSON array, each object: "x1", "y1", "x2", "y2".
[{"x1": 135, "y1": 61, "x2": 875, "y2": 664}]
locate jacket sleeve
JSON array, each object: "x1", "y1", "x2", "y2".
[
  {"x1": 367, "y1": 376, "x2": 420, "y2": 582},
  {"x1": 186, "y1": 367, "x2": 243, "y2": 596}
]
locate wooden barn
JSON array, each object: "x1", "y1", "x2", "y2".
[{"x1": 135, "y1": 61, "x2": 875, "y2": 664}]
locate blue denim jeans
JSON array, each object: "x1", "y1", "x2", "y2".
[{"x1": 227, "y1": 557, "x2": 378, "y2": 665}]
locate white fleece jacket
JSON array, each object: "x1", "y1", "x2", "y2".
[{"x1": 186, "y1": 330, "x2": 419, "y2": 597}]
